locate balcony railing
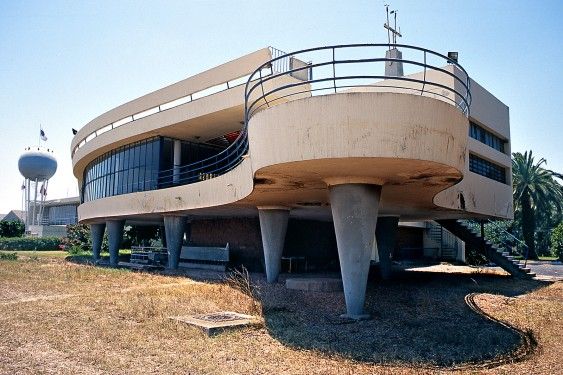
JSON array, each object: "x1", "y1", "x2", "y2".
[{"x1": 156, "y1": 43, "x2": 471, "y2": 188}]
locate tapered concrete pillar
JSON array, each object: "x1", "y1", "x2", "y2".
[
  {"x1": 106, "y1": 220, "x2": 125, "y2": 267},
  {"x1": 258, "y1": 207, "x2": 290, "y2": 283},
  {"x1": 164, "y1": 215, "x2": 185, "y2": 270},
  {"x1": 329, "y1": 183, "x2": 381, "y2": 319},
  {"x1": 376, "y1": 216, "x2": 399, "y2": 281},
  {"x1": 90, "y1": 223, "x2": 106, "y2": 261}
]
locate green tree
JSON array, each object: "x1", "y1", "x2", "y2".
[
  {"x1": 512, "y1": 151, "x2": 563, "y2": 259},
  {"x1": 551, "y1": 222, "x2": 563, "y2": 261}
]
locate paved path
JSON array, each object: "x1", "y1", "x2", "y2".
[{"x1": 526, "y1": 260, "x2": 562, "y2": 281}]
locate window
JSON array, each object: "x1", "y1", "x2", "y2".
[
  {"x1": 82, "y1": 136, "x2": 226, "y2": 202},
  {"x1": 83, "y1": 137, "x2": 161, "y2": 202},
  {"x1": 469, "y1": 122, "x2": 505, "y2": 153},
  {"x1": 469, "y1": 154, "x2": 507, "y2": 184}
]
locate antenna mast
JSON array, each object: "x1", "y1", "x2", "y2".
[{"x1": 384, "y1": 5, "x2": 402, "y2": 47}]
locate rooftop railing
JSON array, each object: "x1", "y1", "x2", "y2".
[{"x1": 156, "y1": 44, "x2": 472, "y2": 188}]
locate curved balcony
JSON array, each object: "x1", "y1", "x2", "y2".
[
  {"x1": 79, "y1": 44, "x2": 471, "y2": 208},
  {"x1": 154, "y1": 43, "x2": 471, "y2": 188}
]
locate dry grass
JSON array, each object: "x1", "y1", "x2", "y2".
[{"x1": 0, "y1": 257, "x2": 561, "y2": 374}]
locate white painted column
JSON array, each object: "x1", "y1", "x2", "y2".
[{"x1": 173, "y1": 140, "x2": 182, "y2": 184}]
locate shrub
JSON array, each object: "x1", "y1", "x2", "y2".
[
  {"x1": 0, "y1": 237, "x2": 62, "y2": 251},
  {"x1": 551, "y1": 222, "x2": 563, "y2": 261},
  {"x1": 62, "y1": 224, "x2": 108, "y2": 252},
  {"x1": 0, "y1": 221, "x2": 25, "y2": 238},
  {"x1": 0, "y1": 252, "x2": 18, "y2": 260},
  {"x1": 465, "y1": 246, "x2": 489, "y2": 266},
  {"x1": 68, "y1": 245, "x2": 88, "y2": 256}
]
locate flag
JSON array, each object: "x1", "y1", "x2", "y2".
[
  {"x1": 40, "y1": 129, "x2": 47, "y2": 141},
  {"x1": 40, "y1": 183, "x2": 47, "y2": 196},
  {"x1": 21, "y1": 181, "x2": 26, "y2": 190}
]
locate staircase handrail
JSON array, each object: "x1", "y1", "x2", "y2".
[{"x1": 485, "y1": 219, "x2": 530, "y2": 267}]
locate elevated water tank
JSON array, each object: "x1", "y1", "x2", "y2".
[{"x1": 18, "y1": 147, "x2": 57, "y2": 180}]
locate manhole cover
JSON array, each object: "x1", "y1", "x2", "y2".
[
  {"x1": 193, "y1": 312, "x2": 243, "y2": 322},
  {"x1": 170, "y1": 311, "x2": 256, "y2": 336}
]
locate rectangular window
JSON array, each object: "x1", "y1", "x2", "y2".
[
  {"x1": 469, "y1": 154, "x2": 507, "y2": 184},
  {"x1": 469, "y1": 121, "x2": 506, "y2": 153}
]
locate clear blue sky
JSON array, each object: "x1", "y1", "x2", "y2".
[{"x1": 1, "y1": 0, "x2": 562, "y2": 213}]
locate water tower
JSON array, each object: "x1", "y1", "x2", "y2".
[{"x1": 18, "y1": 147, "x2": 57, "y2": 229}]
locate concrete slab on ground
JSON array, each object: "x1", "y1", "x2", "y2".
[
  {"x1": 170, "y1": 311, "x2": 256, "y2": 336},
  {"x1": 526, "y1": 260, "x2": 562, "y2": 281},
  {"x1": 285, "y1": 277, "x2": 343, "y2": 292}
]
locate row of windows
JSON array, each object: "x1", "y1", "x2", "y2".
[
  {"x1": 469, "y1": 154, "x2": 507, "y2": 184},
  {"x1": 469, "y1": 121, "x2": 505, "y2": 153},
  {"x1": 82, "y1": 137, "x2": 224, "y2": 203},
  {"x1": 83, "y1": 138, "x2": 161, "y2": 202}
]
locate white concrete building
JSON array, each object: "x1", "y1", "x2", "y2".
[{"x1": 71, "y1": 44, "x2": 519, "y2": 318}]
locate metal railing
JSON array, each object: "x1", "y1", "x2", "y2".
[
  {"x1": 244, "y1": 43, "x2": 471, "y2": 123},
  {"x1": 485, "y1": 219, "x2": 530, "y2": 267},
  {"x1": 39, "y1": 217, "x2": 79, "y2": 226},
  {"x1": 156, "y1": 43, "x2": 472, "y2": 188}
]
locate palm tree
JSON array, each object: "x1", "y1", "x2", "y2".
[{"x1": 512, "y1": 151, "x2": 563, "y2": 259}]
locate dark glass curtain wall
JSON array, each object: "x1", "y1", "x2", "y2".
[{"x1": 82, "y1": 137, "x2": 222, "y2": 202}]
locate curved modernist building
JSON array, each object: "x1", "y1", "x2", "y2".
[{"x1": 71, "y1": 45, "x2": 513, "y2": 318}]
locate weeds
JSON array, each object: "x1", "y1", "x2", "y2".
[{"x1": 226, "y1": 266, "x2": 262, "y2": 316}]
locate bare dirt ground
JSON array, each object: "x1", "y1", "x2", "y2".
[{"x1": 0, "y1": 255, "x2": 561, "y2": 374}]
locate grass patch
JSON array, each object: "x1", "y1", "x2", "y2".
[
  {"x1": 0, "y1": 250, "x2": 68, "y2": 259},
  {"x1": 0, "y1": 252, "x2": 18, "y2": 261},
  {"x1": 0, "y1": 257, "x2": 560, "y2": 374}
]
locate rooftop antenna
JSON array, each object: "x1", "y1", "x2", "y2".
[
  {"x1": 384, "y1": 5, "x2": 402, "y2": 48},
  {"x1": 383, "y1": 4, "x2": 404, "y2": 77}
]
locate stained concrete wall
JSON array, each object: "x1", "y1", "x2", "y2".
[{"x1": 435, "y1": 77, "x2": 513, "y2": 219}]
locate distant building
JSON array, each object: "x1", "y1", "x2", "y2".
[
  {"x1": 1, "y1": 210, "x2": 26, "y2": 223},
  {"x1": 18, "y1": 197, "x2": 79, "y2": 237}
]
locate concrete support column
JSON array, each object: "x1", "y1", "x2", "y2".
[
  {"x1": 90, "y1": 223, "x2": 106, "y2": 262},
  {"x1": 164, "y1": 215, "x2": 185, "y2": 270},
  {"x1": 173, "y1": 139, "x2": 182, "y2": 184},
  {"x1": 258, "y1": 207, "x2": 290, "y2": 283},
  {"x1": 376, "y1": 216, "x2": 400, "y2": 281},
  {"x1": 329, "y1": 183, "x2": 381, "y2": 319},
  {"x1": 106, "y1": 220, "x2": 125, "y2": 267}
]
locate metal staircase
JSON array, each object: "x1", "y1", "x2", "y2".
[
  {"x1": 437, "y1": 220, "x2": 535, "y2": 279},
  {"x1": 426, "y1": 222, "x2": 459, "y2": 260}
]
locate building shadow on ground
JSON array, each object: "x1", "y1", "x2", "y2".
[{"x1": 259, "y1": 270, "x2": 548, "y2": 367}]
